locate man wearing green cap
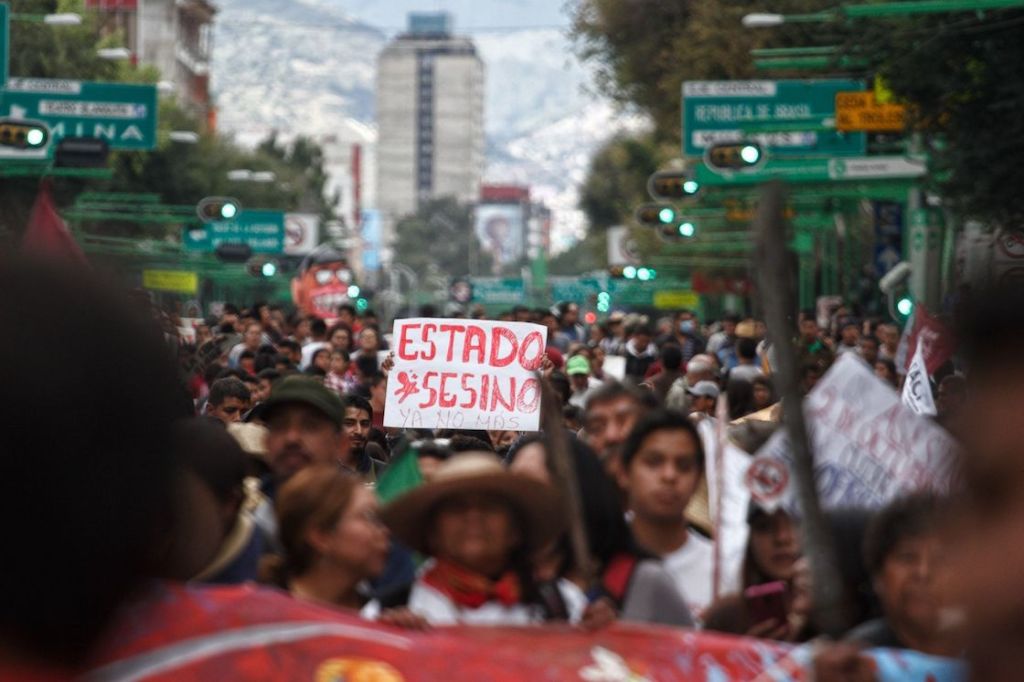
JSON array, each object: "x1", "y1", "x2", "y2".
[
  {"x1": 567, "y1": 354, "x2": 600, "y2": 409},
  {"x1": 261, "y1": 376, "x2": 352, "y2": 493}
]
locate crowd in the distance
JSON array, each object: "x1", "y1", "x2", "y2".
[{"x1": 143, "y1": 293, "x2": 959, "y2": 659}]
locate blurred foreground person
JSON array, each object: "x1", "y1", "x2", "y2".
[
  {"x1": 947, "y1": 285, "x2": 1024, "y2": 680},
  {"x1": 0, "y1": 258, "x2": 188, "y2": 673}
]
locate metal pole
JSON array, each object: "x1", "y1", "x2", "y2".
[{"x1": 753, "y1": 181, "x2": 850, "y2": 637}]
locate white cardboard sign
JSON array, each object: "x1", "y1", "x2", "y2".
[
  {"x1": 746, "y1": 354, "x2": 956, "y2": 513},
  {"x1": 383, "y1": 318, "x2": 548, "y2": 432}
]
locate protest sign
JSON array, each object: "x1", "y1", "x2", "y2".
[
  {"x1": 746, "y1": 354, "x2": 956, "y2": 512},
  {"x1": 383, "y1": 318, "x2": 548, "y2": 431},
  {"x1": 905, "y1": 308, "x2": 955, "y2": 375},
  {"x1": 697, "y1": 418, "x2": 751, "y2": 596},
  {"x1": 84, "y1": 583, "x2": 965, "y2": 682},
  {"x1": 903, "y1": 344, "x2": 937, "y2": 416}
]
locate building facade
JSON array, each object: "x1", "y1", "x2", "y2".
[
  {"x1": 86, "y1": 0, "x2": 216, "y2": 128},
  {"x1": 375, "y1": 13, "x2": 485, "y2": 250}
]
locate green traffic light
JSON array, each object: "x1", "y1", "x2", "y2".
[
  {"x1": 658, "y1": 207, "x2": 675, "y2": 224},
  {"x1": 683, "y1": 180, "x2": 700, "y2": 195},
  {"x1": 26, "y1": 128, "x2": 46, "y2": 147},
  {"x1": 678, "y1": 222, "x2": 696, "y2": 238},
  {"x1": 740, "y1": 145, "x2": 762, "y2": 165},
  {"x1": 221, "y1": 203, "x2": 238, "y2": 219},
  {"x1": 348, "y1": 285, "x2": 361, "y2": 298},
  {"x1": 637, "y1": 268, "x2": 652, "y2": 281},
  {"x1": 897, "y1": 297, "x2": 914, "y2": 317},
  {"x1": 356, "y1": 297, "x2": 369, "y2": 311},
  {"x1": 261, "y1": 261, "x2": 277, "y2": 277},
  {"x1": 623, "y1": 266, "x2": 637, "y2": 279}
]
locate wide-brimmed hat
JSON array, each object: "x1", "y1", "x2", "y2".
[{"x1": 380, "y1": 452, "x2": 566, "y2": 554}]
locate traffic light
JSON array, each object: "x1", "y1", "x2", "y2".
[
  {"x1": 896, "y1": 295, "x2": 914, "y2": 318},
  {"x1": 197, "y1": 196, "x2": 242, "y2": 222},
  {"x1": 597, "y1": 291, "x2": 611, "y2": 313},
  {"x1": 0, "y1": 118, "x2": 50, "y2": 150},
  {"x1": 678, "y1": 221, "x2": 697, "y2": 238},
  {"x1": 636, "y1": 267, "x2": 657, "y2": 282},
  {"x1": 247, "y1": 257, "x2": 279, "y2": 278},
  {"x1": 347, "y1": 284, "x2": 361, "y2": 298},
  {"x1": 705, "y1": 141, "x2": 765, "y2": 172},
  {"x1": 647, "y1": 170, "x2": 701, "y2": 201},
  {"x1": 356, "y1": 297, "x2": 369, "y2": 312},
  {"x1": 635, "y1": 203, "x2": 677, "y2": 227}
]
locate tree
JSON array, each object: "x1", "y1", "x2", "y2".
[
  {"x1": 392, "y1": 197, "x2": 493, "y2": 281},
  {"x1": 570, "y1": 0, "x2": 836, "y2": 140},
  {"x1": 845, "y1": 10, "x2": 1024, "y2": 226},
  {"x1": 578, "y1": 132, "x2": 661, "y2": 232}
]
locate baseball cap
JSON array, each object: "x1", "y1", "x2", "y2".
[
  {"x1": 687, "y1": 380, "x2": 720, "y2": 399},
  {"x1": 566, "y1": 355, "x2": 591, "y2": 376},
  {"x1": 259, "y1": 375, "x2": 344, "y2": 427}
]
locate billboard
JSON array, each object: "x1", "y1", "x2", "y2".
[{"x1": 475, "y1": 203, "x2": 524, "y2": 271}]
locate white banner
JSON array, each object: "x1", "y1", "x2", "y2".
[
  {"x1": 746, "y1": 354, "x2": 956, "y2": 513},
  {"x1": 383, "y1": 319, "x2": 547, "y2": 432},
  {"x1": 902, "y1": 343, "x2": 937, "y2": 416}
]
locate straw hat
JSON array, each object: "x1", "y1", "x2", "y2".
[{"x1": 380, "y1": 452, "x2": 566, "y2": 555}]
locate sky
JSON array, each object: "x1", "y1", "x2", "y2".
[{"x1": 335, "y1": 0, "x2": 571, "y2": 32}]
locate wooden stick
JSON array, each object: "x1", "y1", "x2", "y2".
[
  {"x1": 538, "y1": 374, "x2": 596, "y2": 587},
  {"x1": 752, "y1": 181, "x2": 849, "y2": 637}
]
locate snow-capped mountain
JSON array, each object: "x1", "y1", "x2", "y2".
[{"x1": 211, "y1": 0, "x2": 645, "y2": 245}]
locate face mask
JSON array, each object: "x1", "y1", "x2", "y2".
[{"x1": 680, "y1": 320, "x2": 696, "y2": 333}]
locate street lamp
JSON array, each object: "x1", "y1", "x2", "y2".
[
  {"x1": 742, "y1": 13, "x2": 785, "y2": 27},
  {"x1": 227, "y1": 169, "x2": 253, "y2": 181},
  {"x1": 168, "y1": 131, "x2": 200, "y2": 144},
  {"x1": 97, "y1": 47, "x2": 132, "y2": 61}
]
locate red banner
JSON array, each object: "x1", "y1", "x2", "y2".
[{"x1": 74, "y1": 583, "x2": 962, "y2": 681}]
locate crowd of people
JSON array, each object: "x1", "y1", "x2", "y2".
[{"x1": 5, "y1": 256, "x2": 1021, "y2": 679}]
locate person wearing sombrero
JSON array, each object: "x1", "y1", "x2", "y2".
[{"x1": 380, "y1": 451, "x2": 584, "y2": 625}]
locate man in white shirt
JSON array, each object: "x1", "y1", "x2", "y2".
[{"x1": 617, "y1": 410, "x2": 712, "y2": 622}]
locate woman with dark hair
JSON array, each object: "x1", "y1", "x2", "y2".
[
  {"x1": 751, "y1": 375, "x2": 777, "y2": 412},
  {"x1": 727, "y1": 378, "x2": 757, "y2": 420},
  {"x1": 327, "y1": 322, "x2": 353, "y2": 354},
  {"x1": 875, "y1": 358, "x2": 899, "y2": 387},
  {"x1": 703, "y1": 505, "x2": 812, "y2": 641},
  {"x1": 508, "y1": 435, "x2": 695, "y2": 627}
]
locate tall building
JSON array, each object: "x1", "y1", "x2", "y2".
[
  {"x1": 376, "y1": 12, "x2": 485, "y2": 252},
  {"x1": 86, "y1": 0, "x2": 216, "y2": 128}
]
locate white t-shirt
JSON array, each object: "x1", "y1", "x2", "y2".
[{"x1": 661, "y1": 530, "x2": 715, "y2": 623}]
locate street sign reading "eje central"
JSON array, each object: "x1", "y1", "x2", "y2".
[{"x1": 1, "y1": 77, "x2": 158, "y2": 150}]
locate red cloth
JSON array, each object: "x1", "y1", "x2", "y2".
[
  {"x1": 21, "y1": 180, "x2": 88, "y2": 266},
  {"x1": 422, "y1": 559, "x2": 522, "y2": 608}
]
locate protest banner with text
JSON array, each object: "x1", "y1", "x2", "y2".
[
  {"x1": 383, "y1": 318, "x2": 548, "y2": 431},
  {"x1": 746, "y1": 354, "x2": 957, "y2": 513}
]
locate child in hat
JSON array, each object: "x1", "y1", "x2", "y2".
[{"x1": 380, "y1": 451, "x2": 581, "y2": 625}]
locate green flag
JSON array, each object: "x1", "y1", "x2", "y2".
[{"x1": 375, "y1": 445, "x2": 423, "y2": 503}]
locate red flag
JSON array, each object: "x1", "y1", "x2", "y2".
[
  {"x1": 21, "y1": 180, "x2": 88, "y2": 266},
  {"x1": 905, "y1": 308, "x2": 955, "y2": 375}
]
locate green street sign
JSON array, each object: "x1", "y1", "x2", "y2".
[
  {"x1": 470, "y1": 277, "x2": 526, "y2": 305},
  {"x1": 1, "y1": 78, "x2": 158, "y2": 150},
  {"x1": 183, "y1": 210, "x2": 286, "y2": 254},
  {"x1": 1, "y1": 3, "x2": 9, "y2": 90},
  {"x1": 695, "y1": 155, "x2": 927, "y2": 186},
  {"x1": 682, "y1": 79, "x2": 866, "y2": 158}
]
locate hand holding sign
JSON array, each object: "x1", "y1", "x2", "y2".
[{"x1": 383, "y1": 319, "x2": 548, "y2": 432}]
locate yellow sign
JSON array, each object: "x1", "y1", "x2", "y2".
[
  {"x1": 836, "y1": 91, "x2": 906, "y2": 133},
  {"x1": 653, "y1": 290, "x2": 700, "y2": 310},
  {"x1": 142, "y1": 269, "x2": 199, "y2": 294}
]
